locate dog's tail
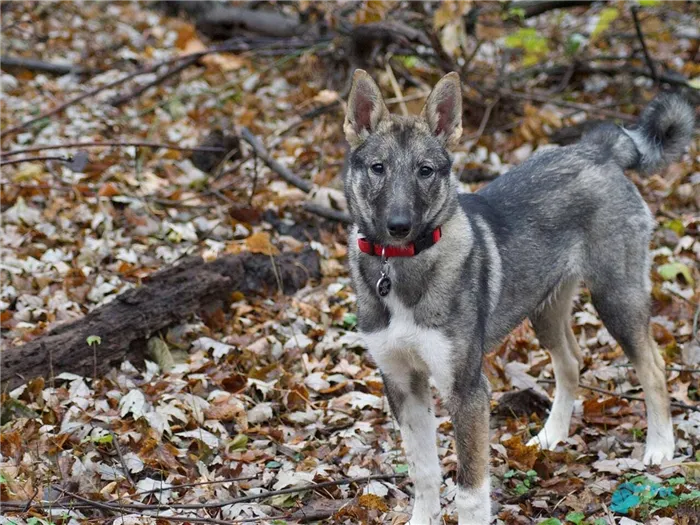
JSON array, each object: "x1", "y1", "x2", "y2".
[{"x1": 584, "y1": 94, "x2": 695, "y2": 175}]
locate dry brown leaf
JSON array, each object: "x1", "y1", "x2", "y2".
[
  {"x1": 246, "y1": 231, "x2": 280, "y2": 256},
  {"x1": 358, "y1": 493, "x2": 389, "y2": 512}
]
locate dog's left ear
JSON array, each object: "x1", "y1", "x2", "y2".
[{"x1": 421, "y1": 72, "x2": 463, "y2": 148}]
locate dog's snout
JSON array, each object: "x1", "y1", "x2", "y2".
[{"x1": 387, "y1": 215, "x2": 411, "y2": 238}]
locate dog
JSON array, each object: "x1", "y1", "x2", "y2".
[{"x1": 342, "y1": 69, "x2": 694, "y2": 524}]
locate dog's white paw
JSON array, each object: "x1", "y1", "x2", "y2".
[
  {"x1": 406, "y1": 508, "x2": 441, "y2": 525},
  {"x1": 644, "y1": 426, "x2": 675, "y2": 466},
  {"x1": 643, "y1": 441, "x2": 674, "y2": 465},
  {"x1": 527, "y1": 427, "x2": 566, "y2": 450}
]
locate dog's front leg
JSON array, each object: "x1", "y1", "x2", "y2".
[
  {"x1": 447, "y1": 374, "x2": 491, "y2": 525},
  {"x1": 382, "y1": 369, "x2": 442, "y2": 524}
]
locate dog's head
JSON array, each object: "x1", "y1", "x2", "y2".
[{"x1": 343, "y1": 70, "x2": 462, "y2": 245}]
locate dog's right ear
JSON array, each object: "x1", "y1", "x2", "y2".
[{"x1": 344, "y1": 69, "x2": 388, "y2": 148}]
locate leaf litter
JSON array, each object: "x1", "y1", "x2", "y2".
[{"x1": 1, "y1": 1, "x2": 699, "y2": 524}]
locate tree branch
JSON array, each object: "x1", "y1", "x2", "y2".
[
  {"x1": 630, "y1": 5, "x2": 658, "y2": 83},
  {"x1": 0, "y1": 55, "x2": 92, "y2": 75},
  {"x1": 3, "y1": 141, "x2": 228, "y2": 157},
  {"x1": 110, "y1": 55, "x2": 201, "y2": 107},
  {"x1": 0, "y1": 155, "x2": 70, "y2": 167},
  {"x1": 239, "y1": 127, "x2": 314, "y2": 193}
]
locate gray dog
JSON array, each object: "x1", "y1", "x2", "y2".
[{"x1": 343, "y1": 69, "x2": 694, "y2": 524}]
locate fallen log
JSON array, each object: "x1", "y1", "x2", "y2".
[
  {"x1": 196, "y1": 5, "x2": 302, "y2": 39},
  {"x1": 509, "y1": 1, "x2": 596, "y2": 18},
  {"x1": 0, "y1": 55, "x2": 92, "y2": 76},
  {"x1": 1, "y1": 249, "x2": 320, "y2": 390}
]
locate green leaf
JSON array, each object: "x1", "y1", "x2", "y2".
[
  {"x1": 394, "y1": 463, "x2": 410, "y2": 474},
  {"x1": 92, "y1": 433, "x2": 114, "y2": 444},
  {"x1": 565, "y1": 33, "x2": 586, "y2": 56},
  {"x1": 507, "y1": 7, "x2": 526, "y2": 20},
  {"x1": 342, "y1": 312, "x2": 357, "y2": 329},
  {"x1": 504, "y1": 469, "x2": 518, "y2": 479},
  {"x1": 566, "y1": 511, "x2": 585, "y2": 524},
  {"x1": 395, "y1": 55, "x2": 418, "y2": 69},
  {"x1": 657, "y1": 262, "x2": 694, "y2": 286},
  {"x1": 591, "y1": 7, "x2": 619, "y2": 40},
  {"x1": 266, "y1": 460, "x2": 282, "y2": 469},
  {"x1": 230, "y1": 434, "x2": 248, "y2": 451},
  {"x1": 504, "y1": 28, "x2": 549, "y2": 66},
  {"x1": 269, "y1": 492, "x2": 300, "y2": 507},
  {"x1": 667, "y1": 476, "x2": 686, "y2": 486},
  {"x1": 680, "y1": 490, "x2": 700, "y2": 501},
  {"x1": 514, "y1": 482, "x2": 529, "y2": 495},
  {"x1": 663, "y1": 218, "x2": 685, "y2": 236},
  {"x1": 86, "y1": 335, "x2": 102, "y2": 346},
  {"x1": 539, "y1": 519, "x2": 562, "y2": 525},
  {"x1": 638, "y1": 0, "x2": 660, "y2": 6}
]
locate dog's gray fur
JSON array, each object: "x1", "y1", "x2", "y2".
[{"x1": 343, "y1": 69, "x2": 694, "y2": 525}]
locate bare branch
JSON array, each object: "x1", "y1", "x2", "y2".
[{"x1": 239, "y1": 127, "x2": 314, "y2": 193}]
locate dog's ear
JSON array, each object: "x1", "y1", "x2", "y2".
[
  {"x1": 421, "y1": 72, "x2": 463, "y2": 148},
  {"x1": 344, "y1": 69, "x2": 388, "y2": 148}
]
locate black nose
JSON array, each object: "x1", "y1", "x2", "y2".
[{"x1": 387, "y1": 216, "x2": 411, "y2": 238}]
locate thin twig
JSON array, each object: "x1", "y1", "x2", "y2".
[
  {"x1": 385, "y1": 62, "x2": 409, "y2": 116},
  {"x1": 137, "y1": 475, "x2": 257, "y2": 496},
  {"x1": 1, "y1": 40, "x2": 274, "y2": 136},
  {"x1": 0, "y1": 155, "x2": 70, "y2": 167},
  {"x1": 0, "y1": 55, "x2": 93, "y2": 76},
  {"x1": 631, "y1": 5, "x2": 658, "y2": 83},
  {"x1": 3, "y1": 141, "x2": 227, "y2": 157},
  {"x1": 52, "y1": 487, "x2": 232, "y2": 525},
  {"x1": 249, "y1": 153, "x2": 259, "y2": 205},
  {"x1": 2, "y1": 60, "x2": 173, "y2": 136},
  {"x1": 272, "y1": 100, "x2": 341, "y2": 137},
  {"x1": 537, "y1": 379, "x2": 700, "y2": 412},
  {"x1": 502, "y1": 89, "x2": 635, "y2": 122},
  {"x1": 51, "y1": 473, "x2": 407, "y2": 512},
  {"x1": 467, "y1": 96, "x2": 500, "y2": 145},
  {"x1": 110, "y1": 431, "x2": 135, "y2": 488},
  {"x1": 110, "y1": 55, "x2": 201, "y2": 107},
  {"x1": 21, "y1": 488, "x2": 40, "y2": 513},
  {"x1": 302, "y1": 202, "x2": 353, "y2": 224},
  {"x1": 239, "y1": 127, "x2": 313, "y2": 193}
]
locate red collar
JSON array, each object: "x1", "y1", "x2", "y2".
[{"x1": 357, "y1": 227, "x2": 442, "y2": 257}]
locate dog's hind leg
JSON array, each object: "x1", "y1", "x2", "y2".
[
  {"x1": 382, "y1": 369, "x2": 442, "y2": 524},
  {"x1": 588, "y1": 284, "x2": 674, "y2": 465},
  {"x1": 528, "y1": 280, "x2": 582, "y2": 450}
]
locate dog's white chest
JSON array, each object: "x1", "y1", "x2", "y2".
[{"x1": 362, "y1": 294, "x2": 454, "y2": 394}]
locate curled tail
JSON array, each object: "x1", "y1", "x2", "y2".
[{"x1": 584, "y1": 94, "x2": 695, "y2": 174}]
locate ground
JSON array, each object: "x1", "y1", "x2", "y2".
[{"x1": 1, "y1": 2, "x2": 699, "y2": 524}]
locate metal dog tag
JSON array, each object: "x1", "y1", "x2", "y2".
[
  {"x1": 376, "y1": 274, "x2": 391, "y2": 297},
  {"x1": 376, "y1": 249, "x2": 391, "y2": 297}
]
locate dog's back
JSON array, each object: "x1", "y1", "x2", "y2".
[{"x1": 472, "y1": 94, "x2": 695, "y2": 347}]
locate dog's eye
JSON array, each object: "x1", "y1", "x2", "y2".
[
  {"x1": 419, "y1": 166, "x2": 434, "y2": 178},
  {"x1": 370, "y1": 163, "x2": 384, "y2": 175}
]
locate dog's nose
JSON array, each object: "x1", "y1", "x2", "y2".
[{"x1": 387, "y1": 216, "x2": 411, "y2": 238}]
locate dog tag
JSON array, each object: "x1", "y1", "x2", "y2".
[
  {"x1": 376, "y1": 274, "x2": 392, "y2": 297},
  {"x1": 376, "y1": 249, "x2": 391, "y2": 297}
]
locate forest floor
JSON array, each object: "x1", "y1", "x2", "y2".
[{"x1": 1, "y1": 2, "x2": 699, "y2": 524}]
